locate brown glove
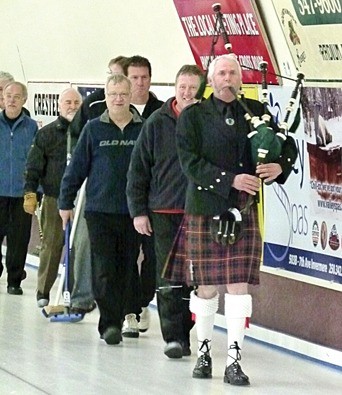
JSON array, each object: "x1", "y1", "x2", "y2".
[{"x1": 23, "y1": 192, "x2": 38, "y2": 215}]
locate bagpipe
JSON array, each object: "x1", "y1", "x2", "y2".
[
  {"x1": 207, "y1": 3, "x2": 304, "y2": 246},
  {"x1": 230, "y1": 65, "x2": 305, "y2": 168}
]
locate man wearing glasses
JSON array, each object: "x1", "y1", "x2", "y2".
[{"x1": 59, "y1": 74, "x2": 144, "y2": 345}]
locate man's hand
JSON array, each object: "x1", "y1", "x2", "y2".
[
  {"x1": 133, "y1": 215, "x2": 153, "y2": 236},
  {"x1": 59, "y1": 209, "x2": 74, "y2": 230},
  {"x1": 256, "y1": 163, "x2": 282, "y2": 183},
  {"x1": 232, "y1": 174, "x2": 260, "y2": 195},
  {"x1": 23, "y1": 192, "x2": 37, "y2": 215}
]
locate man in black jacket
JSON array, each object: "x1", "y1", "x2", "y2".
[
  {"x1": 127, "y1": 64, "x2": 203, "y2": 357},
  {"x1": 23, "y1": 88, "x2": 82, "y2": 307},
  {"x1": 122, "y1": 55, "x2": 164, "y2": 337}
]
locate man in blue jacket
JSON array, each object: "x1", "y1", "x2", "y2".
[
  {"x1": 59, "y1": 74, "x2": 144, "y2": 345},
  {"x1": 0, "y1": 81, "x2": 37, "y2": 294}
]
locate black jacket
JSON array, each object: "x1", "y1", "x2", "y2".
[
  {"x1": 176, "y1": 94, "x2": 298, "y2": 215},
  {"x1": 68, "y1": 88, "x2": 106, "y2": 142},
  {"x1": 24, "y1": 116, "x2": 70, "y2": 198},
  {"x1": 139, "y1": 92, "x2": 164, "y2": 119},
  {"x1": 127, "y1": 97, "x2": 186, "y2": 218}
]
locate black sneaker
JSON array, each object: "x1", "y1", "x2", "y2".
[
  {"x1": 103, "y1": 326, "x2": 122, "y2": 345},
  {"x1": 7, "y1": 286, "x2": 23, "y2": 295},
  {"x1": 224, "y1": 362, "x2": 250, "y2": 386},
  {"x1": 192, "y1": 353, "x2": 212, "y2": 379}
]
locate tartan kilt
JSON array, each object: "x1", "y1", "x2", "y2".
[{"x1": 162, "y1": 201, "x2": 262, "y2": 286}]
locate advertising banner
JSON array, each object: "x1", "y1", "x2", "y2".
[
  {"x1": 27, "y1": 81, "x2": 71, "y2": 128},
  {"x1": 173, "y1": 0, "x2": 280, "y2": 84},
  {"x1": 263, "y1": 85, "x2": 342, "y2": 286},
  {"x1": 272, "y1": 0, "x2": 342, "y2": 82}
]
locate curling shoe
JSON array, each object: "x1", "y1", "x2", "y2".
[
  {"x1": 122, "y1": 314, "x2": 139, "y2": 338},
  {"x1": 138, "y1": 307, "x2": 150, "y2": 332}
]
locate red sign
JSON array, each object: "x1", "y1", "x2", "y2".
[{"x1": 173, "y1": 0, "x2": 280, "y2": 85}]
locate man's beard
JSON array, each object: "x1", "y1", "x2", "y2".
[{"x1": 65, "y1": 111, "x2": 77, "y2": 122}]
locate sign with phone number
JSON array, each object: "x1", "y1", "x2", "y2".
[
  {"x1": 292, "y1": 0, "x2": 342, "y2": 25},
  {"x1": 264, "y1": 243, "x2": 342, "y2": 283}
]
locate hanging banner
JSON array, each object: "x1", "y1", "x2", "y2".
[
  {"x1": 263, "y1": 85, "x2": 342, "y2": 286},
  {"x1": 173, "y1": 0, "x2": 280, "y2": 85},
  {"x1": 271, "y1": 0, "x2": 342, "y2": 82}
]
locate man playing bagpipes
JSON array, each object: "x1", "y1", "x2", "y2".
[{"x1": 162, "y1": 54, "x2": 298, "y2": 386}]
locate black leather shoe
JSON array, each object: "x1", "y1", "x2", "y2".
[
  {"x1": 71, "y1": 301, "x2": 97, "y2": 315},
  {"x1": 192, "y1": 353, "x2": 212, "y2": 379},
  {"x1": 179, "y1": 340, "x2": 191, "y2": 356},
  {"x1": 224, "y1": 362, "x2": 250, "y2": 386},
  {"x1": 182, "y1": 345, "x2": 191, "y2": 357},
  {"x1": 164, "y1": 341, "x2": 183, "y2": 359},
  {"x1": 7, "y1": 286, "x2": 23, "y2": 295}
]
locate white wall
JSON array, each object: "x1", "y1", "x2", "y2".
[{"x1": 1, "y1": 0, "x2": 194, "y2": 84}]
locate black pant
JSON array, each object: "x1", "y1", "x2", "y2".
[
  {"x1": 151, "y1": 213, "x2": 194, "y2": 346},
  {"x1": 140, "y1": 234, "x2": 157, "y2": 306},
  {"x1": 0, "y1": 196, "x2": 32, "y2": 287},
  {"x1": 124, "y1": 233, "x2": 156, "y2": 316},
  {"x1": 85, "y1": 212, "x2": 140, "y2": 335}
]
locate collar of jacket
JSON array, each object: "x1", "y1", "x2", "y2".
[
  {"x1": 0, "y1": 109, "x2": 27, "y2": 126},
  {"x1": 56, "y1": 115, "x2": 71, "y2": 130},
  {"x1": 99, "y1": 109, "x2": 143, "y2": 124},
  {"x1": 209, "y1": 94, "x2": 239, "y2": 116}
]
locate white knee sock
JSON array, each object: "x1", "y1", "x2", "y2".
[
  {"x1": 189, "y1": 290, "x2": 219, "y2": 357},
  {"x1": 224, "y1": 293, "x2": 252, "y2": 366}
]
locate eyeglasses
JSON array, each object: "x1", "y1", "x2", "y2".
[{"x1": 106, "y1": 92, "x2": 130, "y2": 99}]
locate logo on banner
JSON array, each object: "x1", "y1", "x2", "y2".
[{"x1": 280, "y1": 8, "x2": 306, "y2": 68}]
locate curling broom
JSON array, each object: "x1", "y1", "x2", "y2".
[{"x1": 41, "y1": 181, "x2": 86, "y2": 321}]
